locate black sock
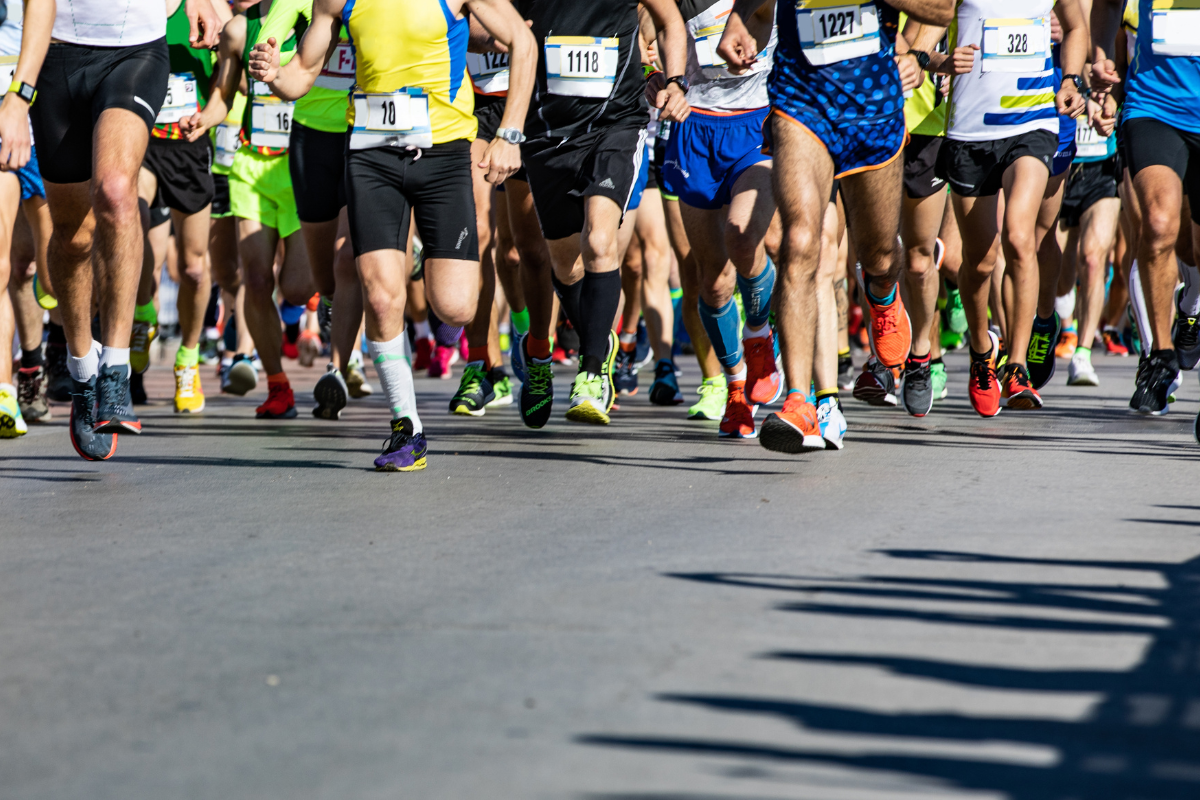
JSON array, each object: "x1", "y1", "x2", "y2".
[
  {"x1": 47, "y1": 322, "x2": 66, "y2": 346},
  {"x1": 1032, "y1": 313, "x2": 1057, "y2": 332},
  {"x1": 970, "y1": 343, "x2": 993, "y2": 361},
  {"x1": 285, "y1": 321, "x2": 300, "y2": 344},
  {"x1": 21, "y1": 347, "x2": 44, "y2": 368},
  {"x1": 907, "y1": 351, "x2": 931, "y2": 365},
  {"x1": 578, "y1": 270, "x2": 622, "y2": 376},
  {"x1": 223, "y1": 316, "x2": 238, "y2": 352},
  {"x1": 931, "y1": 356, "x2": 945, "y2": 367},
  {"x1": 945, "y1": 278, "x2": 958, "y2": 291},
  {"x1": 551, "y1": 272, "x2": 584, "y2": 334},
  {"x1": 203, "y1": 285, "x2": 220, "y2": 329}
]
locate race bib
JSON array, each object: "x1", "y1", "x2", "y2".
[
  {"x1": 467, "y1": 51, "x2": 510, "y2": 94},
  {"x1": 214, "y1": 122, "x2": 241, "y2": 167},
  {"x1": 156, "y1": 72, "x2": 199, "y2": 125},
  {"x1": 349, "y1": 88, "x2": 432, "y2": 150},
  {"x1": 981, "y1": 17, "x2": 1048, "y2": 73},
  {"x1": 795, "y1": 2, "x2": 881, "y2": 66},
  {"x1": 250, "y1": 85, "x2": 294, "y2": 149},
  {"x1": 544, "y1": 36, "x2": 619, "y2": 97},
  {"x1": 1151, "y1": 2, "x2": 1200, "y2": 57},
  {"x1": 315, "y1": 42, "x2": 356, "y2": 90},
  {"x1": 1074, "y1": 117, "x2": 1110, "y2": 159},
  {"x1": 692, "y1": 23, "x2": 728, "y2": 69},
  {"x1": 0, "y1": 55, "x2": 16, "y2": 94}
]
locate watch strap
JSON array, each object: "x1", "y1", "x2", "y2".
[{"x1": 9, "y1": 81, "x2": 35, "y2": 105}]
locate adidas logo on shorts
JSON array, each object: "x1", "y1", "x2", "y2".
[{"x1": 599, "y1": 178, "x2": 615, "y2": 189}]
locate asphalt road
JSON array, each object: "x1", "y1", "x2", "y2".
[{"x1": 3, "y1": 349, "x2": 1200, "y2": 799}]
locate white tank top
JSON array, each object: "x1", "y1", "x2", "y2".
[
  {"x1": 947, "y1": 0, "x2": 1057, "y2": 142},
  {"x1": 682, "y1": 0, "x2": 776, "y2": 113},
  {"x1": 53, "y1": 0, "x2": 167, "y2": 47}
]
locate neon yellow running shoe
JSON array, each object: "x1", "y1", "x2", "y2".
[
  {"x1": 131, "y1": 320, "x2": 157, "y2": 374},
  {"x1": 565, "y1": 371, "x2": 610, "y2": 425},
  {"x1": 173, "y1": 365, "x2": 206, "y2": 413},
  {"x1": 33, "y1": 273, "x2": 57, "y2": 310},
  {"x1": 688, "y1": 374, "x2": 728, "y2": 420},
  {"x1": 0, "y1": 383, "x2": 28, "y2": 438}
]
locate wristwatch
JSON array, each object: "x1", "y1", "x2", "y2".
[
  {"x1": 494, "y1": 127, "x2": 526, "y2": 145},
  {"x1": 908, "y1": 50, "x2": 931, "y2": 71},
  {"x1": 665, "y1": 75, "x2": 690, "y2": 94},
  {"x1": 8, "y1": 80, "x2": 35, "y2": 106},
  {"x1": 1062, "y1": 73, "x2": 1090, "y2": 98}
]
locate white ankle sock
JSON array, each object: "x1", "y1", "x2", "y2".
[
  {"x1": 67, "y1": 341, "x2": 101, "y2": 382},
  {"x1": 367, "y1": 332, "x2": 422, "y2": 434},
  {"x1": 99, "y1": 346, "x2": 131, "y2": 368}
]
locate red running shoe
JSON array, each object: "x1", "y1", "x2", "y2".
[
  {"x1": 719, "y1": 380, "x2": 757, "y2": 439},
  {"x1": 429, "y1": 344, "x2": 455, "y2": 379},
  {"x1": 282, "y1": 339, "x2": 300, "y2": 360},
  {"x1": 743, "y1": 332, "x2": 782, "y2": 406},
  {"x1": 759, "y1": 393, "x2": 824, "y2": 453},
  {"x1": 1001, "y1": 363, "x2": 1043, "y2": 410},
  {"x1": 968, "y1": 330, "x2": 1001, "y2": 418},
  {"x1": 256, "y1": 380, "x2": 297, "y2": 419},
  {"x1": 413, "y1": 337, "x2": 434, "y2": 371},
  {"x1": 1102, "y1": 328, "x2": 1130, "y2": 356}
]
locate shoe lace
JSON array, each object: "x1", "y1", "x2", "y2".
[
  {"x1": 970, "y1": 358, "x2": 993, "y2": 390},
  {"x1": 1005, "y1": 365, "x2": 1032, "y2": 390},
  {"x1": 17, "y1": 370, "x2": 38, "y2": 405},
  {"x1": 574, "y1": 373, "x2": 602, "y2": 399},
  {"x1": 526, "y1": 362, "x2": 552, "y2": 394},
  {"x1": 874, "y1": 304, "x2": 900, "y2": 336},
  {"x1": 380, "y1": 426, "x2": 412, "y2": 455},
  {"x1": 696, "y1": 380, "x2": 722, "y2": 399},
  {"x1": 1027, "y1": 331, "x2": 1051, "y2": 364},
  {"x1": 177, "y1": 366, "x2": 196, "y2": 397},
  {"x1": 70, "y1": 381, "x2": 97, "y2": 425},
  {"x1": 906, "y1": 364, "x2": 930, "y2": 389},
  {"x1": 131, "y1": 322, "x2": 151, "y2": 352},
  {"x1": 1178, "y1": 316, "x2": 1199, "y2": 350},
  {"x1": 459, "y1": 366, "x2": 485, "y2": 395},
  {"x1": 96, "y1": 369, "x2": 124, "y2": 411}
]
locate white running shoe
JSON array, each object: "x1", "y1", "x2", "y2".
[
  {"x1": 1067, "y1": 351, "x2": 1099, "y2": 386},
  {"x1": 817, "y1": 397, "x2": 846, "y2": 450}
]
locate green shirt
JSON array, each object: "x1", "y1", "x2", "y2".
[
  {"x1": 254, "y1": 0, "x2": 351, "y2": 133},
  {"x1": 154, "y1": 0, "x2": 217, "y2": 139}
]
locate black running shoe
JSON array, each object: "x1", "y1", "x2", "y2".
[
  {"x1": 1172, "y1": 300, "x2": 1200, "y2": 370},
  {"x1": 317, "y1": 295, "x2": 333, "y2": 345},
  {"x1": 94, "y1": 364, "x2": 142, "y2": 434},
  {"x1": 312, "y1": 364, "x2": 349, "y2": 420},
  {"x1": 46, "y1": 342, "x2": 72, "y2": 402},
  {"x1": 70, "y1": 377, "x2": 117, "y2": 461},
  {"x1": 450, "y1": 362, "x2": 496, "y2": 416},
  {"x1": 837, "y1": 354, "x2": 854, "y2": 391},
  {"x1": 1026, "y1": 312, "x2": 1059, "y2": 389},
  {"x1": 130, "y1": 370, "x2": 147, "y2": 405},
  {"x1": 1129, "y1": 349, "x2": 1182, "y2": 416},
  {"x1": 649, "y1": 359, "x2": 684, "y2": 405},
  {"x1": 520, "y1": 337, "x2": 554, "y2": 429},
  {"x1": 901, "y1": 357, "x2": 934, "y2": 417},
  {"x1": 852, "y1": 358, "x2": 897, "y2": 406},
  {"x1": 614, "y1": 347, "x2": 637, "y2": 395}
]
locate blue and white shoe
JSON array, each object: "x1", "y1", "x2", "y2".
[
  {"x1": 510, "y1": 331, "x2": 527, "y2": 385},
  {"x1": 817, "y1": 395, "x2": 847, "y2": 451},
  {"x1": 649, "y1": 359, "x2": 683, "y2": 405}
]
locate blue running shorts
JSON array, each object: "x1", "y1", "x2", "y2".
[
  {"x1": 661, "y1": 107, "x2": 771, "y2": 210},
  {"x1": 764, "y1": 104, "x2": 906, "y2": 179},
  {"x1": 1052, "y1": 113, "x2": 1077, "y2": 177},
  {"x1": 17, "y1": 145, "x2": 44, "y2": 200},
  {"x1": 628, "y1": 143, "x2": 650, "y2": 211}
]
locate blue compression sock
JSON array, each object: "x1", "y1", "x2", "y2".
[
  {"x1": 279, "y1": 300, "x2": 305, "y2": 326},
  {"x1": 736, "y1": 257, "x2": 776, "y2": 329},
  {"x1": 698, "y1": 297, "x2": 744, "y2": 370}
]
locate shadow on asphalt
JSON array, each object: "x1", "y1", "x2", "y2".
[{"x1": 579, "y1": 537, "x2": 1200, "y2": 798}]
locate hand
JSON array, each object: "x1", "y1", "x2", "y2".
[
  {"x1": 248, "y1": 38, "x2": 281, "y2": 84},
  {"x1": 1056, "y1": 83, "x2": 1086, "y2": 119},
  {"x1": 656, "y1": 81, "x2": 691, "y2": 124},
  {"x1": 478, "y1": 138, "x2": 520, "y2": 185},
  {"x1": 1091, "y1": 94, "x2": 1118, "y2": 136},
  {"x1": 644, "y1": 71, "x2": 665, "y2": 107},
  {"x1": 0, "y1": 93, "x2": 31, "y2": 171},
  {"x1": 179, "y1": 108, "x2": 212, "y2": 142},
  {"x1": 715, "y1": 15, "x2": 758, "y2": 75},
  {"x1": 1050, "y1": 10, "x2": 1062, "y2": 45},
  {"x1": 186, "y1": 0, "x2": 222, "y2": 49},
  {"x1": 950, "y1": 44, "x2": 978, "y2": 75},
  {"x1": 894, "y1": 52, "x2": 925, "y2": 93},
  {"x1": 1091, "y1": 58, "x2": 1121, "y2": 92}
]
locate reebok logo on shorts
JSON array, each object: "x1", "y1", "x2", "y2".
[
  {"x1": 455, "y1": 228, "x2": 469, "y2": 250},
  {"x1": 599, "y1": 178, "x2": 615, "y2": 189}
]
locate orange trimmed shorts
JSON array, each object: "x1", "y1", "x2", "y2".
[{"x1": 764, "y1": 105, "x2": 906, "y2": 180}]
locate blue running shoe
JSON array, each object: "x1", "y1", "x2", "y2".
[
  {"x1": 649, "y1": 359, "x2": 683, "y2": 405},
  {"x1": 374, "y1": 417, "x2": 428, "y2": 471},
  {"x1": 614, "y1": 347, "x2": 638, "y2": 395},
  {"x1": 634, "y1": 318, "x2": 652, "y2": 369},
  {"x1": 510, "y1": 331, "x2": 527, "y2": 385}
]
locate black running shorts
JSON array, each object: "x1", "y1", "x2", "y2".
[
  {"x1": 475, "y1": 94, "x2": 506, "y2": 143},
  {"x1": 212, "y1": 173, "x2": 232, "y2": 218},
  {"x1": 142, "y1": 136, "x2": 214, "y2": 215},
  {"x1": 1123, "y1": 117, "x2": 1200, "y2": 223},
  {"x1": 1060, "y1": 156, "x2": 1121, "y2": 229},
  {"x1": 288, "y1": 121, "x2": 348, "y2": 224},
  {"x1": 521, "y1": 122, "x2": 646, "y2": 241},
  {"x1": 935, "y1": 130, "x2": 1057, "y2": 198},
  {"x1": 904, "y1": 134, "x2": 946, "y2": 199},
  {"x1": 32, "y1": 38, "x2": 170, "y2": 185},
  {"x1": 345, "y1": 139, "x2": 479, "y2": 260}
]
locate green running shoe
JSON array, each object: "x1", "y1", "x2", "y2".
[
  {"x1": 0, "y1": 383, "x2": 28, "y2": 438},
  {"x1": 519, "y1": 340, "x2": 554, "y2": 429},
  {"x1": 689, "y1": 375, "x2": 728, "y2": 420},
  {"x1": 449, "y1": 361, "x2": 495, "y2": 416},
  {"x1": 940, "y1": 329, "x2": 964, "y2": 351},
  {"x1": 931, "y1": 361, "x2": 948, "y2": 401},
  {"x1": 566, "y1": 370, "x2": 610, "y2": 424},
  {"x1": 487, "y1": 369, "x2": 514, "y2": 407},
  {"x1": 945, "y1": 287, "x2": 968, "y2": 334}
]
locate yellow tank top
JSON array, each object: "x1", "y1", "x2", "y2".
[{"x1": 343, "y1": 0, "x2": 477, "y2": 143}]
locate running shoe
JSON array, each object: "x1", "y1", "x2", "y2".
[
  {"x1": 316, "y1": 296, "x2": 333, "y2": 344},
  {"x1": 556, "y1": 320, "x2": 580, "y2": 362},
  {"x1": 509, "y1": 332, "x2": 527, "y2": 385},
  {"x1": 413, "y1": 337, "x2": 434, "y2": 372},
  {"x1": 901, "y1": 357, "x2": 934, "y2": 417},
  {"x1": 450, "y1": 362, "x2": 496, "y2": 416},
  {"x1": 488, "y1": 368, "x2": 514, "y2": 407},
  {"x1": 256, "y1": 380, "x2": 297, "y2": 419},
  {"x1": 94, "y1": 365, "x2": 142, "y2": 434},
  {"x1": 1102, "y1": 327, "x2": 1130, "y2": 357},
  {"x1": 649, "y1": 359, "x2": 684, "y2": 405},
  {"x1": 223, "y1": 354, "x2": 258, "y2": 395},
  {"x1": 744, "y1": 330, "x2": 783, "y2": 406},
  {"x1": 634, "y1": 318, "x2": 652, "y2": 369},
  {"x1": 458, "y1": 333, "x2": 470, "y2": 365},
  {"x1": 1130, "y1": 350, "x2": 1182, "y2": 416},
  {"x1": 600, "y1": 330, "x2": 618, "y2": 413},
  {"x1": 931, "y1": 360, "x2": 948, "y2": 401},
  {"x1": 346, "y1": 360, "x2": 373, "y2": 398},
  {"x1": 520, "y1": 338, "x2": 554, "y2": 429},
  {"x1": 297, "y1": 330, "x2": 322, "y2": 367},
  {"x1": 945, "y1": 286, "x2": 968, "y2": 334},
  {"x1": 1067, "y1": 350, "x2": 1099, "y2": 386},
  {"x1": 566, "y1": 371, "x2": 609, "y2": 424},
  {"x1": 46, "y1": 342, "x2": 72, "y2": 402},
  {"x1": 199, "y1": 332, "x2": 221, "y2": 365},
  {"x1": 1055, "y1": 329, "x2": 1078, "y2": 359},
  {"x1": 130, "y1": 370, "x2": 147, "y2": 405},
  {"x1": 940, "y1": 329, "x2": 965, "y2": 351},
  {"x1": 374, "y1": 417, "x2": 428, "y2": 472},
  {"x1": 614, "y1": 347, "x2": 638, "y2": 395},
  {"x1": 1026, "y1": 313, "x2": 1059, "y2": 389},
  {"x1": 429, "y1": 344, "x2": 455, "y2": 379},
  {"x1": 282, "y1": 337, "x2": 300, "y2": 361},
  {"x1": 1195, "y1": 406, "x2": 1200, "y2": 445},
  {"x1": 852, "y1": 358, "x2": 898, "y2": 406},
  {"x1": 313, "y1": 364, "x2": 349, "y2": 420},
  {"x1": 173, "y1": 364, "x2": 205, "y2": 414},
  {"x1": 969, "y1": 330, "x2": 1001, "y2": 418},
  {"x1": 689, "y1": 375, "x2": 728, "y2": 420},
  {"x1": 760, "y1": 393, "x2": 823, "y2": 453},
  {"x1": 1000, "y1": 363, "x2": 1043, "y2": 410},
  {"x1": 858, "y1": 267, "x2": 912, "y2": 368},
  {"x1": 837, "y1": 354, "x2": 855, "y2": 391},
  {"x1": 719, "y1": 380, "x2": 757, "y2": 439},
  {"x1": 1172, "y1": 300, "x2": 1200, "y2": 370},
  {"x1": 69, "y1": 377, "x2": 116, "y2": 461},
  {"x1": 130, "y1": 319, "x2": 157, "y2": 374},
  {"x1": 0, "y1": 384, "x2": 27, "y2": 438},
  {"x1": 33, "y1": 272, "x2": 57, "y2": 310},
  {"x1": 17, "y1": 365, "x2": 50, "y2": 422},
  {"x1": 817, "y1": 395, "x2": 847, "y2": 450}
]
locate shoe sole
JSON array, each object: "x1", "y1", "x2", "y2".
[
  {"x1": 257, "y1": 407, "x2": 298, "y2": 419},
  {"x1": 225, "y1": 364, "x2": 258, "y2": 396},
  {"x1": 0, "y1": 413, "x2": 27, "y2": 437},
  {"x1": 70, "y1": 417, "x2": 118, "y2": 461},
  {"x1": 650, "y1": 381, "x2": 684, "y2": 406},
  {"x1": 1005, "y1": 393, "x2": 1043, "y2": 411},
  {"x1": 602, "y1": 332, "x2": 619, "y2": 413},
  {"x1": 174, "y1": 400, "x2": 206, "y2": 414},
  {"x1": 823, "y1": 434, "x2": 844, "y2": 451},
  {"x1": 94, "y1": 419, "x2": 142, "y2": 434},
  {"x1": 853, "y1": 385, "x2": 897, "y2": 406},
  {"x1": 313, "y1": 375, "x2": 349, "y2": 420},
  {"x1": 1067, "y1": 375, "x2": 1099, "y2": 387},
  {"x1": 759, "y1": 415, "x2": 824, "y2": 453},
  {"x1": 970, "y1": 398, "x2": 1002, "y2": 417},
  {"x1": 452, "y1": 404, "x2": 487, "y2": 417},
  {"x1": 376, "y1": 457, "x2": 428, "y2": 472},
  {"x1": 690, "y1": 411, "x2": 721, "y2": 420},
  {"x1": 718, "y1": 427, "x2": 757, "y2": 439},
  {"x1": 566, "y1": 402, "x2": 610, "y2": 425},
  {"x1": 487, "y1": 393, "x2": 514, "y2": 407}
]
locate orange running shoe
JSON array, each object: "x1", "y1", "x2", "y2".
[
  {"x1": 968, "y1": 330, "x2": 1001, "y2": 418},
  {"x1": 1102, "y1": 328, "x2": 1130, "y2": 356},
  {"x1": 1001, "y1": 363, "x2": 1043, "y2": 410},
  {"x1": 256, "y1": 380, "x2": 297, "y2": 419},
  {"x1": 743, "y1": 332, "x2": 782, "y2": 406},
  {"x1": 759, "y1": 393, "x2": 824, "y2": 453},
  {"x1": 861, "y1": 276, "x2": 912, "y2": 368},
  {"x1": 719, "y1": 379, "x2": 757, "y2": 439},
  {"x1": 1055, "y1": 329, "x2": 1078, "y2": 359}
]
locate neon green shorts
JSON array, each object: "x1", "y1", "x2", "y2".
[{"x1": 229, "y1": 148, "x2": 301, "y2": 238}]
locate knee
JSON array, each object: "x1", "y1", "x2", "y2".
[
  {"x1": 725, "y1": 226, "x2": 760, "y2": 271},
  {"x1": 91, "y1": 173, "x2": 140, "y2": 225},
  {"x1": 905, "y1": 244, "x2": 935, "y2": 277},
  {"x1": 242, "y1": 263, "x2": 276, "y2": 298},
  {"x1": 583, "y1": 225, "x2": 619, "y2": 270},
  {"x1": 431, "y1": 295, "x2": 475, "y2": 328},
  {"x1": 1004, "y1": 228, "x2": 1038, "y2": 259},
  {"x1": 780, "y1": 225, "x2": 821, "y2": 266},
  {"x1": 1143, "y1": 206, "x2": 1180, "y2": 253}
]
